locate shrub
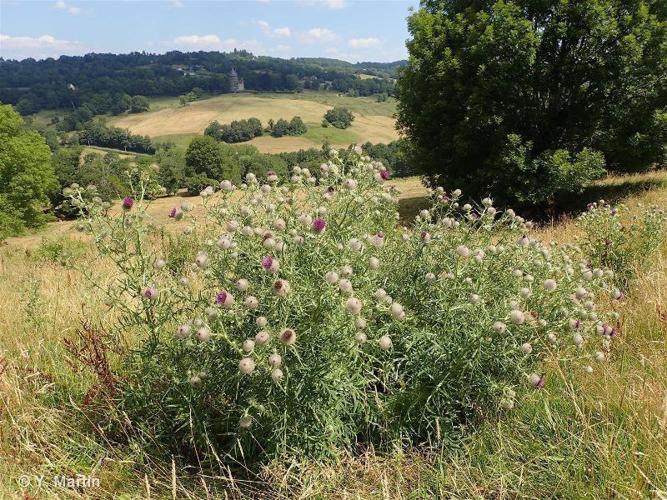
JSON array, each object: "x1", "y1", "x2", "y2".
[
  {"x1": 323, "y1": 107, "x2": 354, "y2": 129},
  {"x1": 71, "y1": 150, "x2": 620, "y2": 463},
  {"x1": 34, "y1": 236, "x2": 88, "y2": 266}
]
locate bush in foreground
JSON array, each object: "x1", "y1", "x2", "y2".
[{"x1": 70, "y1": 149, "x2": 630, "y2": 463}]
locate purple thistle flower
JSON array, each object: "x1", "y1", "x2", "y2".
[
  {"x1": 261, "y1": 255, "x2": 274, "y2": 270},
  {"x1": 312, "y1": 218, "x2": 327, "y2": 233},
  {"x1": 534, "y1": 374, "x2": 545, "y2": 389},
  {"x1": 169, "y1": 207, "x2": 177, "y2": 218},
  {"x1": 142, "y1": 287, "x2": 158, "y2": 300},
  {"x1": 122, "y1": 196, "x2": 134, "y2": 210},
  {"x1": 215, "y1": 291, "x2": 228, "y2": 305},
  {"x1": 380, "y1": 169, "x2": 390, "y2": 180}
]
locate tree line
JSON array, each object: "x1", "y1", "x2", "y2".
[{"x1": 204, "y1": 116, "x2": 308, "y2": 143}]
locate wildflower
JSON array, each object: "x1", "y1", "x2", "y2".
[
  {"x1": 215, "y1": 291, "x2": 235, "y2": 308},
  {"x1": 380, "y1": 169, "x2": 390, "y2": 180},
  {"x1": 169, "y1": 207, "x2": 184, "y2": 220},
  {"x1": 547, "y1": 333, "x2": 557, "y2": 343},
  {"x1": 280, "y1": 328, "x2": 296, "y2": 345},
  {"x1": 271, "y1": 368, "x2": 284, "y2": 383},
  {"x1": 239, "y1": 357, "x2": 256, "y2": 375},
  {"x1": 517, "y1": 235, "x2": 530, "y2": 247},
  {"x1": 245, "y1": 296, "x2": 259, "y2": 310},
  {"x1": 122, "y1": 196, "x2": 134, "y2": 210},
  {"x1": 482, "y1": 197, "x2": 493, "y2": 207},
  {"x1": 266, "y1": 170, "x2": 279, "y2": 183},
  {"x1": 262, "y1": 255, "x2": 280, "y2": 273},
  {"x1": 242, "y1": 339, "x2": 256, "y2": 352},
  {"x1": 520, "y1": 342, "x2": 533, "y2": 354},
  {"x1": 205, "y1": 307, "x2": 219, "y2": 319},
  {"x1": 175, "y1": 324, "x2": 190, "y2": 339},
  {"x1": 226, "y1": 220, "x2": 239, "y2": 233},
  {"x1": 420, "y1": 231, "x2": 431, "y2": 243},
  {"x1": 197, "y1": 327, "x2": 211, "y2": 342},
  {"x1": 500, "y1": 398, "x2": 514, "y2": 410},
  {"x1": 369, "y1": 257, "x2": 380, "y2": 271},
  {"x1": 425, "y1": 272, "x2": 436, "y2": 283},
  {"x1": 273, "y1": 279, "x2": 291, "y2": 297},
  {"x1": 469, "y1": 294, "x2": 481, "y2": 305},
  {"x1": 343, "y1": 178, "x2": 357, "y2": 190},
  {"x1": 569, "y1": 319, "x2": 582, "y2": 330},
  {"x1": 263, "y1": 237, "x2": 276, "y2": 249},
  {"x1": 355, "y1": 332, "x2": 368, "y2": 344},
  {"x1": 312, "y1": 218, "x2": 327, "y2": 234},
  {"x1": 369, "y1": 232, "x2": 385, "y2": 247},
  {"x1": 298, "y1": 213, "x2": 313, "y2": 227},
  {"x1": 378, "y1": 335, "x2": 393, "y2": 350},
  {"x1": 154, "y1": 258, "x2": 166, "y2": 270},
  {"x1": 612, "y1": 288, "x2": 623, "y2": 300},
  {"x1": 493, "y1": 321, "x2": 506, "y2": 334},
  {"x1": 217, "y1": 236, "x2": 232, "y2": 250},
  {"x1": 510, "y1": 310, "x2": 525, "y2": 325},
  {"x1": 195, "y1": 252, "x2": 209, "y2": 269},
  {"x1": 584, "y1": 365, "x2": 593, "y2": 374},
  {"x1": 143, "y1": 287, "x2": 159, "y2": 300},
  {"x1": 355, "y1": 317, "x2": 367, "y2": 330},
  {"x1": 274, "y1": 218, "x2": 286, "y2": 231},
  {"x1": 463, "y1": 203, "x2": 472, "y2": 211},
  {"x1": 269, "y1": 353, "x2": 282, "y2": 368},
  {"x1": 189, "y1": 374, "x2": 202, "y2": 386},
  {"x1": 345, "y1": 297, "x2": 363, "y2": 315},
  {"x1": 573, "y1": 333, "x2": 584, "y2": 347},
  {"x1": 220, "y1": 180, "x2": 234, "y2": 192},
  {"x1": 239, "y1": 415, "x2": 253, "y2": 429},
  {"x1": 582, "y1": 270, "x2": 593, "y2": 281},
  {"x1": 236, "y1": 279, "x2": 249, "y2": 292},
  {"x1": 575, "y1": 287, "x2": 588, "y2": 300},
  {"x1": 390, "y1": 303, "x2": 405, "y2": 320},
  {"x1": 595, "y1": 351, "x2": 605, "y2": 362},
  {"x1": 544, "y1": 279, "x2": 557, "y2": 291},
  {"x1": 256, "y1": 316, "x2": 268, "y2": 327},
  {"x1": 255, "y1": 330, "x2": 270, "y2": 345},
  {"x1": 528, "y1": 373, "x2": 545, "y2": 389},
  {"x1": 325, "y1": 271, "x2": 339, "y2": 284},
  {"x1": 181, "y1": 201, "x2": 192, "y2": 212},
  {"x1": 375, "y1": 288, "x2": 387, "y2": 301},
  {"x1": 349, "y1": 238, "x2": 363, "y2": 252},
  {"x1": 419, "y1": 209, "x2": 430, "y2": 220},
  {"x1": 338, "y1": 279, "x2": 354, "y2": 295},
  {"x1": 520, "y1": 288, "x2": 531, "y2": 299},
  {"x1": 456, "y1": 245, "x2": 470, "y2": 258}
]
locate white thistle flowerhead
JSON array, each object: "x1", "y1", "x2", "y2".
[
  {"x1": 195, "y1": 252, "x2": 209, "y2": 269},
  {"x1": 345, "y1": 297, "x2": 363, "y2": 315},
  {"x1": 205, "y1": 307, "x2": 219, "y2": 320},
  {"x1": 493, "y1": 321, "x2": 506, "y2": 334},
  {"x1": 513, "y1": 269, "x2": 523, "y2": 278},
  {"x1": 355, "y1": 332, "x2": 368, "y2": 344},
  {"x1": 517, "y1": 235, "x2": 530, "y2": 247},
  {"x1": 338, "y1": 279, "x2": 353, "y2": 295},
  {"x1": 325, "y1": 271, "x2": 339, "y2": 284},
  {"x1": 279, "y1": 328, "x2": 296, "y2": 346},
  {"x1": 390, "y1": 302, "x2": 405, "y2": 320},
  {"x1": 349, "y1": 238, "x2": 363, "y2": 252},
  {"x1": 510, "y1": 310, "x2": 525, "y2": 325},
  {"x1": 374, "y1": 288, "x2": 387, "y2": 301},
  {"x1": 452, "y1": 189, "x2": 462, "y2": 197},
  {"x1": 256, "y1": 316, "x2": 268, "y2": 328},
  {"x1": 273, "y1": 279, "x2": 291, "y2": 297},
  {"x1": 419, "y1": 209, "x2": 430, "y2": 220},
  {"x1": 197, "y1": 327, "x2": 211, "y2": 342},
  {"x1": 582, "y1": 270, "x2": 593, "y2": 281},
  {"x1": 520, "y1": 287, "x2": 531, "y2": 299},
  {"x1": 369, "y1": 257, "x2": 380, "y2": 270},
  {"x1": 355, "y1": 317, "x2": 367, "y2": 330},
  {"x1": 274, "y1": 218, "x2": 286, "y2": 231},
  {"x1": 220, "y1": 180, "x2": 234, "y2": 192},
  {"x1": 520, "y1": 342, "x2": 533, "y2": 354},
  {"x1": 226, "y1": 220, "x2": 239, "y2": 232},
  {"x1": 179, "y1": 276, "x2": 189, "y2": 286},
  {"x1": 239, "y1": 357, "x2": 256, "y2": 375},
  {"x1": 544, "y1": 279, "x2": 557, "y2": 291},
  {"x1": 369, "y1": 233, "x2": 385, "y2": 247},
  {"x1": 271, "y1": 368, "x2": 284, "y2": 383},
  {"x1": 236, "y1": 279, "x2": 250, "y2": 292},
  {"x1": 343, "y1": 178, "x2": 357, "y2": 191},
  {"x1": 469, "y1": 294, "x2": 481, "y2": 305},
  {"x1": 584, "y1": 365, "x2": 593, "y2": 374},
  {"x1": 482, "y1": 197, "x2": 493, "y2": 207},
  {"x1": 175, "y1": 324, "x2": 191, "y2": 339},
  {"x1": 456, "y1": 245, "x2": 470, "y2": 258},
  {"x1": 250, "y1": 328, "x2": 269, "y2": 345},
  {"x1": 463, "y1": 203, "x2": 472, "y2": 211},
  {"x1": 378, "y1": 335, "x2": 393, "y2": 350},
  {"x1": 425, "y1": 272, "x2": 436, "y2": 283},
  {"x1": 573, "y1": 333, "x2": 584, "y2": 347},
  {"x1": 575, "y1": 287, "x2": 588, "y2": 300},
  {"x1": 298, "y1": 213, "x2": 313, "y2": 227},
  {"x1": 269, "y1": 353, "x2": 282, "y2": 368},
  {"x1": 239, "y1": 415, "x2": 253, "y2": 429},
  {"x1": 340, "y1": 265, "x2": 353, "y2": 278},
  {"x1": 528, "y1": 373, "x2": 545, "y2": 388},
  {"x1": 154, "y1": 258, "x2": 166, "y2": 270},
  {"x1": 217, "y1": 236, "x2": 232, "y2": 250},
  {"x1": 242, "y1": 339, "x2": 255, "y2": 353},
  {"x1": 547, "y1": 333, "x2": 557, "y2": 343}
]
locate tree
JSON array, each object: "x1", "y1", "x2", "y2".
[
  {"x1": 323, "y1": 107, "x2": 354, "y2": 129},
  {"x1": 0, "y1": 104, "x2": 58, "y2": 238},
  {"x1": 397, "y1": 0, "x2": 665, "y2": 207},
  {"x1": 288, "y1": 116, "x2": 307, "y2": 135},
  {"x1": 129, "y1": 95, "x2": 150, "y2": 113},
  {"x1": 271, "y1": 118, "x2": 290, "y2": 137},
  {"x1": 185, "y1": 136, "x2": 225, "y2": 179}
]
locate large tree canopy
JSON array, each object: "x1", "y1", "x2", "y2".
[
  {"x1": 0, "y1": 104, "x2": 58, "y2": 238},
  {"x1": 397, "y1": 0, "x2": 666, "y2": 206}
]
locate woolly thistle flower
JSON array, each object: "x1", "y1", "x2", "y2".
[
  {"x1": 584, "y1": 365, "x2": 594, "y2": 374},
  {"x1": 215, "y1": 291, "x2": 235, "y2": 308},
  {"x1": 355, "y1": 332, "x2": 368, "y2": 344},
  {"x1": 547, "y1": 333, "x2": 557, "y2": 343},
  {"x1": 390, "y1": 303, "x2": 405, "y2": 320},
  {"x1": 245, "y1": 296, "x2": 259, "y2": 310},
  {"x1": 143, "y1": 287, "x2": 159, "y2": 300},
  {"x1": 154, "y1": 258, "x2": 166, "y2": 270},
  {"x1": 420, "y1": 231, "x2": 431, "y2": 243},
  {"x1": 169, "y1": 207, "x2": 184, "y2": 220},
  {"x1": 312, "y1": 218, "x2": 327, "y2": 234},
  {"x1": 469, "y1": 294, "x2": 481, "y2": 305},
  {"x1": 298, "y1": 213, "x2": 313, "y2": 227},
  {"x1": 217, "y1": 236, "x2": 232, "y2": 250},
  {"x1": 528, "y1": 373, "x2": 545, "y2": 389},
  {"x1": 419, "y1": 209, "x2": 430, "y2": 220},
  {"x1": 520, "y1": 342, "x2": 533, "y2": 354},
  {"x1": 369, "y1": 232, "x2": 385, "y2": 247},
  {"x1": 256, "y1": 316, "x2": 268, "y2": 327},
  {"x1": 274, "y1": 218, "x2": 286, "y2": 231},
  {"x1": 378, "y1": 335, "x2": 393, "y2": 350},
  {"x1": 271, "y1": 368, "x2": 284, "y2": 383},
  {"x1": 195, "y1": 252, "x2": 209, "y2": 269},
  {"x1": 273, "y1": 279, "x2": 291, "y2": 297},
  {"x1": 493, "y1": 321, "x2": 506, "y2": 334},
  {"x1": 175, "y1": 324, "x2": 190, "y2": 339},
  {"x1": 510, "y1": 310, "x2": 525, "y2": 325},
  {"x1": 380, "y1": 169, "x2": 390, "y2": 180},
  {"x1": 239, "y1": 415, "x2": 253, "y2": 429},
  {"x1": 375, "y1": 288, "x2": 387, "y2": 301},
  {"x1": 456, "y1": 245, "x2": 470, "y2": 258},
  {"x1": 345, "y1": 297, "x2": 363, "y2": 315},
  {"x1": 544, "y1": 279, "x2": 557, "y2": 291},
  {"x1": 355, "y1": 317, "x2": 367, "y2": 330},
  {"x1": 573, "y1": 333, "x2": 584, "y2": 347},
  {"x1": 239, "y1": 357, "x2": 256, "y2": 375},
  {"x1": 569, "y1": 318, "x2": 582, "y2": 330},
  {"x1": 325, "y1": 271, "x2": 339, "y2": 284},
  {"x1": 517, "y1": 235, "x2": 530, "y2": 247},
  {"x1": 343, "y1": 178, "x2": 357, "y2": 190},
  {"x1": 262, "y1": 255, "x2": 280, "y2": 273},
  {"x1": 279, "y1": 328, "x2": 296, "y2": 345},
  {"x1": 582, "y1": 269, "x2": 593, "y2": 281},
  {"x1": 266, "y1": 171, "x2": 279, "y2": 183},
  {"x1": 205, "y1": 307, "x2": 219, "y2": 320},
  {"x1": 197, "y1": 327, "x2": 211, "y2": 342},
  {"x1": 268, "y1": 353, "x2": 282, "y2": 368},
  {"x1": 242, "y1": 339, "x2": 256, "y2": 353},
  {"x1": 520, "y1": 288, "x2": 531, "y2": 299},
  {"x1": 252, "y1": 331, "x2": 269, "y2": 346},
  {"x1": 338, "y1": 279, "x2": 353, "y2": 295},
  {"x1": 575, "y1": 287, "x2": 588, "y2": 300},
  {"x1": 612, "y1": 288, "x2": 623, "y2": 300},
  {"x1": 236, "y1": 279, "x2": 250, "y2": 292},
  {"x1": 122, "y1": 196, "x2": 134, "y2": 210},
  {"x1": 369, "y1": 257, "x2": 380, "y2": 271},
  {"x1": 482, "y1": 197, "x2": 493, "y2": 208},
  {"x1": 349, "y1": 238, "x2": 363, "y2": 252}
]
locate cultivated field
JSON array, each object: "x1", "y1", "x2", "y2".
[{"x1": 110, "y1": 91, "x2": 399, "y2": 153}]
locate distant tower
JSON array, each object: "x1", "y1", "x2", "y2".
[{"x1": 229, "y1": 68, "x2": 240, "y2": 92}]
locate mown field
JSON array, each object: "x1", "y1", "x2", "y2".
[
  {"x1": 109, "y1": 91, "x2": 399, "y2": 153},
  {"x1": 1, "y1": 170, "x2": 666, "y2": 497}
]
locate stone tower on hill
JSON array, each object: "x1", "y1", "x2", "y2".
[{"x1": 229, "y1": 68, "x2": 245, "y2": 92}]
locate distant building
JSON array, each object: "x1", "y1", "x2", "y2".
[{"x1": 229, "y1": 68, "x2": 245, "y2": 92}]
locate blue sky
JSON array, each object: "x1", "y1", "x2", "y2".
[{"x1": 0, "y1": 0, "x2": 418, "y2": 62}]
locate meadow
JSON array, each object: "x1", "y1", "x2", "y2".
[
  {"x1": 1, "y1": 168, "x2": 666, "y2": 498},
  {"x1": 110, "y1": 91, "x2": 399, "y2": 153}
]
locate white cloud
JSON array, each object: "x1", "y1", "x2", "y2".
[
  {"x1": 173, "y1": 34, "x2": 225, "y2": 47},
  {"x1": 169, "y1": 35, "x2": 262, "y2": 52},
  {"x1": 167, "y1": 0, "x2": 184, "y2": 7},
  {"x1": 348, "y1": 37, "x2": 380, "y2": 49},
  {"x1": 0, "y1": 34, "x2": 85, "y2": 59},
  {"x1": 256, "y1": 21, "x2": 291, "y2": 38},
  {"x1": 300, "y1": 28, "x2": 336, "y2": 43},
  {"x1": 298, "y1": 0, "x2": 346, "y2": 9},
  {"x1": 55, "y1": 0, "x2": 81, "y2": 15}
]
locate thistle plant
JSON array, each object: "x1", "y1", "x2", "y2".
[{"x1": 67, "y1": 148, "x2": 622, "y2": 463}]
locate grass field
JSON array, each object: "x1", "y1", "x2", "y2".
[
  {"x1": 2, "y1": 171, "x2": 667, "y2": 497},
  {"x1": 110, "y1": 91, "x2": 399, "y2": 153}
]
